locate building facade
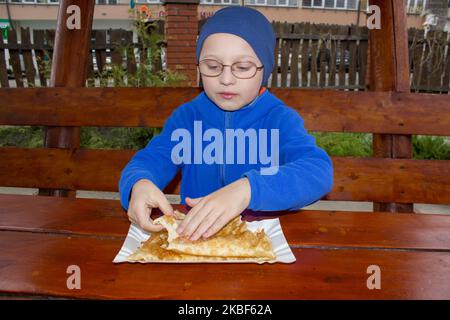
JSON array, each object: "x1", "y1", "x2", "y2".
[{"x1": 0, "y1": 0, "x2": 440, "y2": 33}]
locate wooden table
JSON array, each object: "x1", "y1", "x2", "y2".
[{"x1": 0, "y1": 194, "x2": 449, "y2": 299}]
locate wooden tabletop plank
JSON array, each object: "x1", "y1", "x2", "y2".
[
  {"x1": 0, "y1": 194, "x2": 128, "y2": 237},
  {"x1": 1, "y1": 194, "x2": 450, "y2": 251},
  {"x1": 0, "y1": 230, "x2": 449, "y2": 299}
]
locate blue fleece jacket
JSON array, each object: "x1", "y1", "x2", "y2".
[{"x1": 119, "y1": 89, "x2": 334, "y2": 212}]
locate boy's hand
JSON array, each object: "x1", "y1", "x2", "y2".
[
  {"x1": 176, "y1": 178, "x2": 251, "y2": 241},
  {"x1": 127, "y1": 179, "x2": 174, "y2": 233}
]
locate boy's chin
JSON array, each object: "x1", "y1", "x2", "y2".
[
  {"x1": 217, "y1": 103, "x2": 245, "y2": 112},
  {"x1": 215, "y1": 98, "x2": 246, "y2": 111}
]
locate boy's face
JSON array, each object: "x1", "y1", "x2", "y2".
[{"x1": 199, "y1": 33, "x2": 264, "y2": 111}]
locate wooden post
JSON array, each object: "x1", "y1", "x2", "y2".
[
  {"x1": 38, "y1": 0, "x2": 95, "y2": 198},
  {"x1": 368, "y1": 0, "x2": 413, "y2": 213},
  {"x1": 162, "y1": 0, "x2": 200, "y2": 87}
]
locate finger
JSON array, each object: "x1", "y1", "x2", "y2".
[
  {"x1": 178, "y1": 203, "x2": 207, "y2": 237},
  {"x1": 185, "y1": 196, "x2": 203, "y2": 208},
  {"x1": 190, "y1": 210, "x2": 221, "y2": 241},
  {"x1": 203, "y1": 214, "x2": 235, "y2": 239},
  {"x1": 154, "y1": 192, "x2": 174, "y2": 217},
  {"x1": 181, "y1": 205, "x2": 214, "y2": 239},
  {"x1": 128, "y1": 215, "x2": 137, "y2": 224},
  {"x1": 136, "y1": 205, "x2": 164, "y2": 233},
  {"x1": 127, "y1": 208, "x2": 138, "y2": 224},
  {"x1": 138, "y1": 216, "x2": 165, "y2": 233},
  {"x1": 177, "y1": 200, "x2": 203, "y2": 233}
]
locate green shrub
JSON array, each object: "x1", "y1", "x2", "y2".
[
  {"x1": 2, "y1": 126, "x2": 449, "y2": 161},
  {"x1": 312, "y1": 132, "x2": 450, "y2": 160},
  {"x1": 312, "y1": 132, "x2": 373, "y2": 157},
  {"x1": 80, "y1": 127, "x2": 161, "y2": 150},
  {"x1": 412, "y1": 135, "x2": 450, "y2": 160},
  {"x1": 0, "y1": 126, "x2": 43, "y2": 148}
]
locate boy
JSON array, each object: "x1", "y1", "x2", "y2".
[{"x1": 119, "y1": 7, "x2": 334, "y2": 241}]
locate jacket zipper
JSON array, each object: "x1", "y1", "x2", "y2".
[{"x1": 221, "y1": 111, "x2": 231, "y2": 186}]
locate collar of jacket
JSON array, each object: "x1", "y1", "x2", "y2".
[{"x1": 192, "y1": 88, "x2": 283, "y2": 128}]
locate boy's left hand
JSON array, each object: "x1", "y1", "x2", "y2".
[{"x1": 176, "y1": 178, "x2": 251, "y2": 241}]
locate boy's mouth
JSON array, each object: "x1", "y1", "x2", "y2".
[{"x1": 219, "y1": 92, "x2": 237, "y2": 100}]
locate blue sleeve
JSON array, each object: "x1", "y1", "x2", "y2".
[
  {"x1": 241, "y1": 108, "x2": 334, "y2": 211},
  {"x1": 118, "y1": 107, "x2": 184, "y2": 211}
]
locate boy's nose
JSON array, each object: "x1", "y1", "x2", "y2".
[{"x1": 219, "y1": 66, "x2": 236, "y2": 85}]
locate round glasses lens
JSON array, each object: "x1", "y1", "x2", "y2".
[
  {"x1": 231, "y1": 62, "x2": 257, "y2": 78},
  {"x1": 199, "y1": 60, "x2": 222, "y2": 76}
]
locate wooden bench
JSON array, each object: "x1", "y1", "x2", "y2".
[
  {"x1": 0, "y1": 86, "x2": 449, "y2": 212},
  {"x1": 0, "y1": 0, "x2": 449, "y2": 212},
  {"x1": 1, "y1": 0, "x2": 450, "y2": 301}
]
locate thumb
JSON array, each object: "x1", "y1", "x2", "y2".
[
  {"x1": 135, "y1": 205, "x2": 164, "y2": 233},
  {"x1": 155, "y1": 193, "x2": 174, "y2": 216},
  {"x1": 185, "y1": 196, "x2": 203, "y2": 207}
]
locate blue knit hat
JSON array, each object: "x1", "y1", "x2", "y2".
[{"x1": 196, "y1": 6, "x2": 276, "y2": 88}]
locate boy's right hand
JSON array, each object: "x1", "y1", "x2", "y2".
[{"x1": 127, "y1": 179, "x2": 174, "y2": 233}]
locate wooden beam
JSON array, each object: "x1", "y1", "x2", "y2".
[
  {"x1": 368, "y1": 0, "x2": 413, "y2": 213},
  {"x1": 39, "y1": 0, "x2": 95, "y2": 198},
  {"x1": 0, "y1": 148, "x2": 449, "y2": 205},
  {"x1": 1, "y1": 87, "x2": 450, "y2": 136}
]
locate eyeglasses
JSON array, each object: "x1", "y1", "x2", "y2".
[{"x1": 197, "y1": 59, "x2": 264, "y2": 79}]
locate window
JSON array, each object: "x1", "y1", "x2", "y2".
[
  {"x1": 243, "y1": 0, "x2": 299, "y2": 6},
  {"x1": 6, "y1": 0, "x2": 54, "y2": 3},
  {"x1": 325, "y1": 0, "x2": 335, "y2": 8},
  {"x1": 406, "y1": 0, "x2": 427, "y2": 14},
  {"x1": 335, "y1": 0, "x2": 345, "y2": 8},
  {"x1": 135, "y1": 0, "x2": 162, "y2": 3},
  {"x1": 302, "y1": 0, "x2": 360, "y2": 10},
  {"x1": 200, "y1": 0, "x2": 240, "y2": 4},
  {"x1": 96, "y1": 0, "x2": 118, "y2": 4},
  {"x1": 2, "y1": 0, "x2": 119, "y2": 4},
  {"x1": 347, "y1": 0, "x2": 357, "y2": 9}
]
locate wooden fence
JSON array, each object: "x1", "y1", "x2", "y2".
[
  {"x1": 1, "y1": 21, "x2": 449, "y2": 93},
  {"x1": 0, "y1": 20, "x2": 166, "y2": 89},
  {"x1": 268, "y1": 21, "x2": 450, "y2": 92},
  {"x1": 409, "y1": 28, "x2": 450, "y2": 93},
  {"x1": 269, "y1": 22, "x2": 368, "y2": 90}
]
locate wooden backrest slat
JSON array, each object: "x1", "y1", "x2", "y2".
[
  {"x1": 0, "y1": 88, "x2": 449, "y2": 136},
  {"x1": 0, "y1": 147, "x2": 448, "y2": 205}
]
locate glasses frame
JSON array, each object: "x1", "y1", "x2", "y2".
[{"x1": 197, "y1": 58, "x2": 264, "y2": 79}]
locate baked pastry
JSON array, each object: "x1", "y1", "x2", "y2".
[{"x1": 127, "y1": 210, "x2": 276, "y2": 263}]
